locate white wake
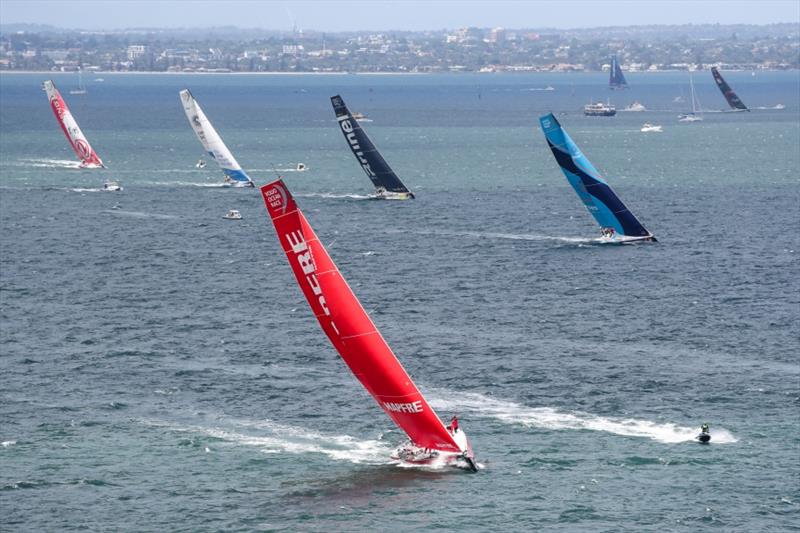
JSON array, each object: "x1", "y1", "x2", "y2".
[
  {"x1": 429, "y1": 392, "x2": 737, "y2": 444},
  {"x1": 141, "y1": 417, "x2": 392, "y2": 464}
]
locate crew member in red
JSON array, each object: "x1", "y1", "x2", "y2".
[{"x1": 449, "y1": 415, "x2": 459, "y2": 433}]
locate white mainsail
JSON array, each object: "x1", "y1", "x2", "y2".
[{"x1": 179, "y1": 89, "x2": 253, "y2": 187}]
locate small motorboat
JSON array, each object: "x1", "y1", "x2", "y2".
[
  {"x1": 196, "y1": 159, "x2": 207, "y2": 169},
  {"x1": 296, "y1": 162, "x2": 307, "y2": 171},
  {"x1": 623, "y1": 101, "x2": 647, "y2": 112},
  {"x1": 103, "y1": 180, "x2": 122, "y2": 192},
  {"x1": 351, "y1": 112, "x2": 372, "y2": 122},
  {"x1": 223, "y1": 209, "x2": 242, "y2": 220},
  {"x1": 640, "y1": 123, "x2": 663, "y2": 132}
]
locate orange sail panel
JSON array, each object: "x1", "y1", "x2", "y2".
[{"x1": 260, "y1": 180, "x2": 461, "y2": 453}]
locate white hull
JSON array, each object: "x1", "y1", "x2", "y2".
[
  {"x1": 599, "y1": 234, "x2": 657, "y2": 244},
  {"x1": 374, "y1": 190, "x2": 415, "y2": 200},
  {"x1": 391, "y1": 441, "x2": 476, "y2": 471}
]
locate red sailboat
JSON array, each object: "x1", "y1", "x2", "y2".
[
  {"x1": 43, "y1": 80, "x2": 104, "y2": 169},
  {"x1": 260, "y1": 179, "x2": 477, "y2": 471}
]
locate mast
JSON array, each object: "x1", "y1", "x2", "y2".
[
  {"x1": 539, "y1": 113, "x2": 654, "y2": 240},
  {"x1": 689, "y1": 73, "x2": 701, "y2": 114},
  {"x1": 179, "y1": 89, "x2": 254, "y2": 186},
  {"x1": 330, "y1": 95, "x2": 414, "y2": 197},
  {"x1": 42, "y1": 80, "x2": 104, "y2": 168},
  {"x1": 259, "y1": 179, "x2": 463, "y2": 453},
  {"x1": 711, "y1": 67, "x2": 749, "y2": 111}
]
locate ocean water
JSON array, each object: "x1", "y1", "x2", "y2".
[{"x1": 1, "y1": 71, "x2": 799, "y2": 531}]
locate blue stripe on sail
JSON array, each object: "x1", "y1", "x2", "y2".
[
  {"x1": 539, "y1": 113, "x2": 651, "y2": 238},
  {"x1": 223, "y1": 167, "x2": 252, "y2": 183}
]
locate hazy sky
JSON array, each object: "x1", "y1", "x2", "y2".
[{"x1": 1, "y1": 0, "x2": 798, "y2": 31}]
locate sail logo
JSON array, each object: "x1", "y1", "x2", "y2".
[
  {"x1": 285, "y1": 230, "x2": 332, "y2": 319},
  {"x1": 339, "y1": 119, "x2": 376, "y2": 178},
  {"x1": 74, "y1": 139, "x2": 92, "y2": 160},
  {"x1": 265, "y1": 184, "x2": 288, "y2": 214},
  {"x1": 50, "y1": 97, "x2": 65, "y2": 119},
  {"x1": 383, "y1": 401, "x2": 423, "y2": 414}
]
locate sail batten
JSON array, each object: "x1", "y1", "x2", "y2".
[
  {"x1": 260, "y1": 180, "x2": 461, "y2": 453},
  {"x1": 540, "y1": 113, "x2": 653, "y2": 239},
  {"x1": 711, "y1": 67, "x2": 749, "y2": 111},
  {"x1": 330, "y1": 95, "x2": 414, "y2": 197},
  {"x1": 43, "y1": 80, "x2": 104, "y2": 168},
  {"x1": 179, "y1": 89, "x2": 254, "y2": 186}
]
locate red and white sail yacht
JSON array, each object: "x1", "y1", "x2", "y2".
[
  {"x1": 260, "y1": 179, "x2": 477, "y2": 471},
  {"x1": 43, "y1": 80, "x2": 104, "y2": 169}
]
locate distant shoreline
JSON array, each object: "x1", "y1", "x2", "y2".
[{"x1": 2, "y1": 69, "x2": 796, "y2": 76}]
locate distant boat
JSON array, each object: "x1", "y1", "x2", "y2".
[
  {"x1": 622, "y1": 101, "x2": 646, "y2": 112},
  {"x1": 295, "y1": 162, "x2": 307, "y2": 171},
  {"x1": 539, "y1": 113, "x2": 656, "y2": 243},
  {"x1": 258, "y1": 179, "x2": 477, "y2": 471},
  {"x1": 179, "y1": 89, "x2": 254, "y2": 188},
  {"x1": 103, "y1": 180, "x2": 122, "y2": 192},
  {"x1": 69, "y1": 68, "x2": 87, "y2": 95},
  {"x1": 331, "y1": 94, "x2": 414, "y2": 199},
  {"x1": 609, "y1": 55, "x2": 628, "y2": 90},
  {"x1": 711, "y1": 67, "x2": 749, "y2": 112},
  {"x1": 351, "y1": 111, "x2": 373, "y2": 122},
  {"x1": 222, "y1": 209, "x2": 242, "y2": 220},
  {"x1": 584, "y1": 100, "x2": 616, "y2": 116},
  {"x1": 640, "y1": 123, "x2": 662, "y2": 132},
  {"x1": 42, "y1": 80, "x2": 105, "y2": 169},
  {"x1": 678, "y1": 73, "x2": 704, "y2": 122}
]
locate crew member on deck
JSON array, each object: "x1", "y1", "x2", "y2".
[{"x1": 449, "y1": 415, "x2": 459, "y2": 434}]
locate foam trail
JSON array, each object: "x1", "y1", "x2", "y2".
[
  {"x1": 296, "y1": 192, "x2": 373, "y2": 200},
  {"x1": 383, "y1": 227, "x2": 595, "y2": 245},
  {"x1": 429, "y1": 392, "x2": 737, "y2": 444},
  {"x1": 103, "y1": 210, "x2": 178, "y2": 219},
  {"x1": 140, "y1": 418, "x2": 393, "y2": 464},
  {"x1": 19, "y1": 158, "x2": 82, "y2": 169}
]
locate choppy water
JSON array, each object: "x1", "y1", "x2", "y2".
[{"x1": 1, "y1": 71, "x2": 799, "y2": 531}]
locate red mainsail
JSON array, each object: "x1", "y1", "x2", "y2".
[{"x1": 260, "y1": 180, "x2": 462, "y2": 453}]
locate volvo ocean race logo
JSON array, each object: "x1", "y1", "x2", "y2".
[
  {"x1": 264, "y1": 184, "x2": 288, "y2": 215},
  {"x1": 339, "y1": 118, "x2": 376, "y2": 177}
]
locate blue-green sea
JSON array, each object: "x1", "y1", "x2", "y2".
[{"x1": 1, "y1": 71, "x2": 799, "y2": 531}]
